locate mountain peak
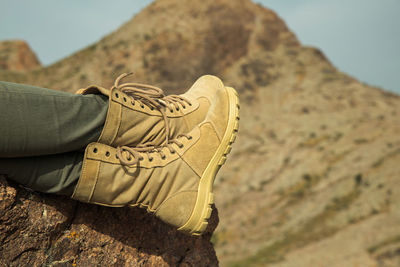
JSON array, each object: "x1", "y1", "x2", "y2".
[
  {"x1": 0, "y1": 40, "x2": 41, "y2": 72},
  {"x1": 114, "y1": 0, "x2": 300, "y2": 87},
  {"x1": 0, "y1": 0, "x2": 299, "y2": 93}
]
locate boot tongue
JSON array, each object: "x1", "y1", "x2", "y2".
[
  {"x1": 112, "y1": 72, "x2": 171, "y2": 144},
  {"x1": 111, "y1": 72, "x2": 192, "y2": 145}
]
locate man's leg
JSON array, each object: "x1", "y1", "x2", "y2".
[
  {"x1": 0, "y1": 151, "x2": 83, "y2": 196},
  {"x1": 0, "y1": 81, "x2": 108, "y2": 157}
]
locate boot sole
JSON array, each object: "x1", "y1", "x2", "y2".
[{"x1": 178, "y1": 86, "x2": 240, "y2": 236}]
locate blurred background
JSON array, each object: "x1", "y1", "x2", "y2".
[
  {"x1": 1, "y1": 0, "x2": 400, "y2": 266},
  {"x1": 1, "y1": 0, "x2": 399, "y2": 93}
]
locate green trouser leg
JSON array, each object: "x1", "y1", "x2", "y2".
[
  {"x1": 0, "y1": 81, "x2": 108, "y2": 157},
  {"x1": 0, "y1": 81, "x2": 109, "y2": 196},
  {"x1": 0, "y1": 152, "x2": 83, "y2": 196}
]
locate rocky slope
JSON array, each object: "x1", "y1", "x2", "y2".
[
  {"x1": 1, "y1": 0, "x2": 400, "y2": 266},
  {"x1": 216, "y1": 46, "x2": 400, "y2": 266},
  {"x1": 0, "y1": 40, "x2": 41, "y2": 71},
  {"x1": 0, "y1": 0, "x2": 298, "y2": 93}
]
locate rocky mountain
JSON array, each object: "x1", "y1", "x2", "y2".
[
  {"x1": 1, "y1": 0, "x2": 400, "y2": 266},
  {"x1": 0, "y1": 0, "x2": 298, "y2": 93},
  {"x1": 0, "y1": 40, "x2": 41, "y2": 71}
]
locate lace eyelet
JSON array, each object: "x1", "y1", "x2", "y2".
[
  {"x1": 178, "y1": 144, "x2": 184, "y2": 148},
  {"x1": 131, "y1": 101, "x2": 135, "y2": 106},
  {"x1": 182, "y1": 105, "x2": 186, "y2": 109},
  {"x1": 150, "y1": 107, "x2": 154, "y2": 110},
  {"x1": 188, "y1": 136, "x2": 193, "y2": 140},
  {"x1": 105, "y1": 151, "x2": 110, "y2": 157},
  {"x1": 149, "y1": 158, "x2": 153, "y2": 162},
  {"x1": 176, "y1": 107, "x2": 180, "y2": 111},
  {"x1": 140, "y1": 105, "x2": 145, "y2": 109},
  {"x1": 161, "y1": 155, "x2": 166, "y2": 160},
  {"x1": 123, "y1": 97, "x2": 127, "y2": 102},
  {"x1": 115, "y1": 93, "x2": 119, "y2": 98},
  {"x1": 93, "y1": 148, "x2": 98, "y2": 153},
  {"x1": 189, "y1": 103, "x2": 193, "y2": 106},
  {"x1": 170, "y1": 109, "x2": 174, "y2": 113},
  {"x1": 139, "y1": 157, "x2": 144, "y2": 161},
  {"x1": 171, "y1": 150, "x2": 176, "y2": 154}
]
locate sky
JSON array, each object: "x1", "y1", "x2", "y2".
[
  {"x1": 1, "y1": 0, "x2": 399, "y2": 94},
  {"x1": 259, "y1": 0, "x2": 400, "y2": 94}
]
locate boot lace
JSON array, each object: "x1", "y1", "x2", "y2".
[
  {"x1": 116, "y1": 134, "x2": 193, "y2": 166},
  {"x1": 112, "y1": 73, "x2": 192, "y2": 144}
]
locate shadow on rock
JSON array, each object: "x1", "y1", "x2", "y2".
[{"x1": 0, "y1": 176, "x2": 219, "y2": 266}]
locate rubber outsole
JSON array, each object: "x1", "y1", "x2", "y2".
[{"x1": 178, "y1": 86, "x2": 240, "y2": 235}]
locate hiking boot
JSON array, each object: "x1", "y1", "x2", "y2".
[
  {"x1": 76, "y1": 73, "x2": 226, "y2": 147},
  {"x1": 71, "y1": 86, "x2": 240, "y2": 235}
]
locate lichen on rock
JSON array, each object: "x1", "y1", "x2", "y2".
[{"x1": 0, "y1": 176, "x2": 219, "y2": 266}]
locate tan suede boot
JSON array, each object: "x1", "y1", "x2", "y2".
[
  {"x1": 72, "y1": 86, "x2": 239, "y2": 235},
  {"x1": 77, "y1": 73, "x2": 226, "y2": 147}
]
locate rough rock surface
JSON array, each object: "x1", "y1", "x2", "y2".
[
  {"x1": 0, "y1": 176, "x2": 218, "y2": 266},
  {"x1": 0, "y1": 40, "x2": 41, "y2": 71},
  {"x1": 1, "y1": 0, "x2": 400, "y2": 266}
]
